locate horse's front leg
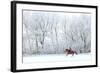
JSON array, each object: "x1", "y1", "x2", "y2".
[{"x1": 66, "y1": 53, "x2": 68, "y2": 56}]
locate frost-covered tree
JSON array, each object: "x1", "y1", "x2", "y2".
[{"x1": 22, "y1": 11, "x2": 91, "y2": 55}]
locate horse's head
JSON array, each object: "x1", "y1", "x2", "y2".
[{"x1": 64, "y1": 49, "x2": 69, "y2": 52}]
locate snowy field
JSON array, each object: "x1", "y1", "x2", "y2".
[{"x1": 23, "y1": 53, "x2": 92, "y2": 64}]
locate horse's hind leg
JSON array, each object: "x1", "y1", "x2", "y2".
[
  {"x1": 75, "y1": 52, "x2": 78, "y2": 55},
  {"x1": 72, "y1": 53, "x2": 74, "y2": 56}
]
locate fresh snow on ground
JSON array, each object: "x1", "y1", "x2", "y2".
[{"x1": 23, "y1": 53, "x2": 92, "y2": 64}]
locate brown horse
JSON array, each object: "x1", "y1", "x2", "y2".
[{"x1": 64, "y1": 48, "x2": 77, "y2": 56}]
